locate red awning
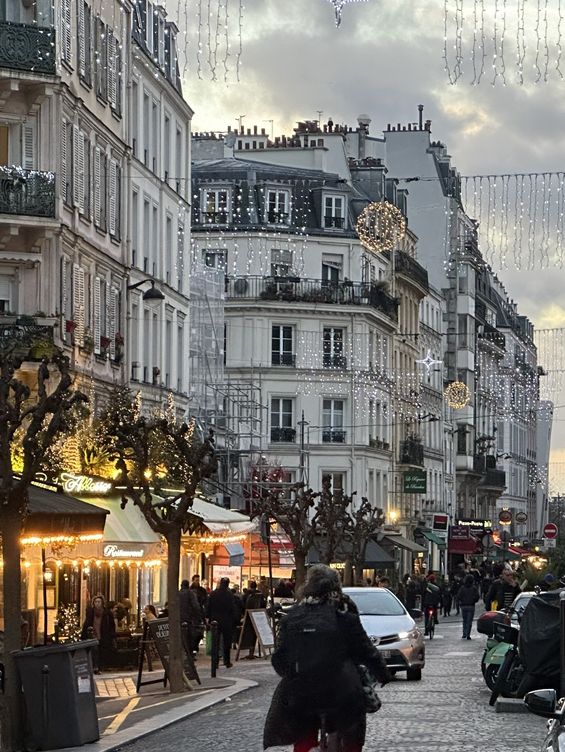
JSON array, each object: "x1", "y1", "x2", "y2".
[{"x1": 448, "y1": 536, "x2": 480, "y2": 555}]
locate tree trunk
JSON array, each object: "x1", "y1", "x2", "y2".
[
  {"x1": 354, "y1": 564, "x2": 364, "y2": 585},
  {"x1": 0, "y1": 505, "x2": 24, "y2": 752},
  {"x1": 343, "y1": 560, "x2": 353, "y2": 586},
  {"x1": 165, "y1": 528, "x2": 186, "y2": 693},
  {"x1": 294, "y1": 550, "x2": 307, "y2": 590}
]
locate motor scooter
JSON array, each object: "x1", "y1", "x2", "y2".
[{"x1": 482, "y1": 616, "x2": 515, "y2": 690}]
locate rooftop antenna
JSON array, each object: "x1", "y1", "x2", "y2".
[
  {"x1": 263, "y1": 119, "x2": 274, "y2": 139},
  {"x1": 237, "y1": 114, "x2": 246, "y2": 130},
  {"x1": 316, "y1": 110, "x2": 323, "y2": 125}
]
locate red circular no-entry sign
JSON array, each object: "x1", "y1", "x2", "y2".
[{"x1": 544, "y1": 523, "x2": 558, "y2": 539}]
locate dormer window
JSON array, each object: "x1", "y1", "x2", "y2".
[
  {"x1": 266, "y1": 189, "x2": 290, "y2": 225},
  {"x1": 201, "y1": 188, "x2": 230, "y2": 224},
  {"x1": 324, "y1": 195, "x2": 346, "y2": 229}
]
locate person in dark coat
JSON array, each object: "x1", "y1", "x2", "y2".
[
  {"x1": 206, "y1": 577, "x2": 237, "y2": 668},
  {"x1": 263, "y1": 564, "x2": 390, "y2": 752},
  {"x1": 179, "y1": 579, "x2": 204, "y2": 653},
  {"x1": 456, "y1": 574, "x2": 480, "y2": 639},
  {"x1": 190, "y1": 574, "x2": 208, "y2": 611},
  {"x1": 485, "y1": 567, "x2": 521, "y2": 611},
  {"x1": 81, "y1": 594, "x2": 116, "y2": 672},
  {"x1": 241, "y1": 581, "x2": 266, "y2": 659}
]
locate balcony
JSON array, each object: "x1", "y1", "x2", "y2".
[
  {"x1": 473, "y1": 454, "x2": 506, "y2": 490},
  {"x1": 322, "y1": 428, "x2": 346, "y2": 444},
  {"x1": 0, "y1": 167, "x2": 56, "y2": 218},
  {"x1": 266, "y1": 210, "x2": 289, "y2": 224},
  {"x1": 383, "y1": 250, "x2": 429, "y2": 293},
  {"x1": 398, "y1": 438, "x2": 424, "y2": 466},
  {"x1": 270, "y1": 426, "x2": 296, "y2": 443},
  {"x1": 323, "y1": 353, "x2": 347, "y2": 369},
  {"x1": 225, "y1": 276, "x2": 398, "y2": 320},
  {"x1": 479, "y1": 323, "x2": 505, "y2": 350},
  {"x1": 272, "y1": 352, "x2": 296, "y2": 367},
  {"x1": 0, "y1": 21, "x2": 56, "y2": 75}
]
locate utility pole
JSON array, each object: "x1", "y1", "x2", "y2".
[
  {"x1": 237, "y1": 114, "x2": 246, "y2": 131},
  {"x1": 298, "y1": 410, "x2": 309, "y2": 486}
]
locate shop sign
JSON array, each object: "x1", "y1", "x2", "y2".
[
  {"x1": 456, "y1": 518, "x2": 493, "y2": 536},
  {"x1": 498, "y1": 510, "x2": 512, "y2": 525},
  {"x1": 515, "y1": 511, "x2": 528, "y2": 524},
  {"x1": 403, "y1": 469, "x2": 427, "y2": 493},
  {"x1": 103, "y1": 543, "x2": 145, "y2": 559},
  {"x1": 449, "y1": 525, "x2": 470, "y2": 540},
  {"x1": 432, "y1": 513, "x2": 449, "y2": 532},
  {"x1": 211, "y1": 565, "x2": 241, "y2": 588},
  {"x1": 61, "y1": 473, "x2": 112, "y2": 495}
]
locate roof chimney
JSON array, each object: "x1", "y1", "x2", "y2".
[{"x1": 418, "y1": 104, "x2": 424, "y2": 130}]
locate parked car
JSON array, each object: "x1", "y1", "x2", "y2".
[
  {"x1": 343, "y1": 586, "x2": 425, "y2": 681},
  {"x1": 524, "y1": 689, "x2": 565, "y2": 749}
]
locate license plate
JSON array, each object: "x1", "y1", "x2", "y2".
[{"x1": 380, "y1": 650, "x2": 392, "y2": 659}]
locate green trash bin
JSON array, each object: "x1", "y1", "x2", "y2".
[{"x1": 12, "y1": 639, "x2": 99, "y2": 750}]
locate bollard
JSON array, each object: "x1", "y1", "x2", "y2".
[
  {"x1": 41, "y1": 664, "x2": 50, "y2": 740},
  {"x1": 210, "y1": 621, "x2": 219, "y2": 679},
  {"x1": 560, "y1": 591, "x2": 565, "y2": 698}
]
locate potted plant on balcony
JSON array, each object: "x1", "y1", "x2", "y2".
[
  {"x1": 33, "y1": 311, "x2": 58, "y2": 327},
  {"x1": 100, "y1": 335, "x2": 111, "y2": 356},
  {"x1": 81, "y1": 330, "x2": 94, "y2": 355}
]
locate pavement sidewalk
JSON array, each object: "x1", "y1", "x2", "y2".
[{"x1": 59, "y1": 655, "x2": 258, "y2": 752}]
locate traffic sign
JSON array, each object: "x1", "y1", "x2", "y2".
[
  {"x1": 544, "y1": 538, "x2": 557, "y2": 549},
  {"x1": 544, "y1": 523, "x2": 558, "y2": 540}
]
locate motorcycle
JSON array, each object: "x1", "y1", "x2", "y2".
[
  {"x1": 481, "y1": 615, "x2": 515, "y2": 690},
  {"x1": 524, "y1": 689, "x2": 565, "y2": 750},
  {"x1": 488, "y1": 622, "x2": 524, "y2": 706}
]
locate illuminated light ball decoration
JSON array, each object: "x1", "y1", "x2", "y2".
[
  {"x1": 356, "y1": 201, "x2": 407, "y2": 254},
  {"x1": 444, "y1": 381, "x2": 471, "y2": 409}
]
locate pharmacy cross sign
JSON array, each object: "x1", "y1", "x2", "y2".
[{"x1": 416, "y1": 349, "x2": 443, "y2": 376}]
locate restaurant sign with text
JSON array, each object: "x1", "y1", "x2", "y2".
[{"x1": 403, "y1": 469, "x2": 427, "y2": 494}]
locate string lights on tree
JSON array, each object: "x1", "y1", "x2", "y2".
[{"x1": 355, "y1": 200, "x2": 407, "y2": 254}]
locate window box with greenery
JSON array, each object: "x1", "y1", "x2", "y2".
[
  {"x1": 81, "y1": 330, "x2": 94, "y2": 354},
  {"x1": 28, "y1": 337, "x2": 57, "y2": 361},
  {"x1": 100, "y1": 335, "x2": 111, "y2": 354}
]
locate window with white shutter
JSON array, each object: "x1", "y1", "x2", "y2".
[
  {"x1": 83, "y1": 137, "x2": 90, "y2": 218},
  {"x1": 108, "y1": 31, "x2": 117, "y2": 108},
  {"x1": 22, "y1": 123, "x2": 35, "y2": 170},
  {"x1": 93, "y1": 147, "x2": 101, "y2": 226},
  {"x1": 84, "y1": 4, "x2": 92, "y2": 85},
  {"x1": 61, "y1": 120, "x2": 68, "y2": 203},
  {"x1": 73, "y1": 264, "x2": 85, "y2": 346},
  {"x1": 93, "y1": 277, "x2": 101, "y2": 354},
  {"x1": 115, "y1": 36, "x2": 122, "y2": 116},
  {"x1": 109, "y1": 286, "x2": 117, "y2": 359},
  {"x1": 72, "y1": 125, "x2": 80, "y2": 207},
  {"x1": 61, "y1": 0, "x2": 72, "y2": 64},
  {"x1": 77, "y1": 0, "x2": 86, "y2": 76},
  {"x1": 108, "y1": 158, "x2": 117, "y2": 236}
]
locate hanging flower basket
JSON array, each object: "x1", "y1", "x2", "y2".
[
  {"x1": 65, "y1": 319, "x2": 76, "y2": 333},
  {"x1": 100, "y1": 336, "x2": 111, "y2": 351}
]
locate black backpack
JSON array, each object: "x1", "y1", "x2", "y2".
[{"x1": 284, "y1": 603, "x2": 348, "y2": 679}]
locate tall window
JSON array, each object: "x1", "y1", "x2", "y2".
[
  {"x1": 323, "y1": 471, "x2": 345, "y2": 497},
  {"x1": 203, "y1": 250, "x2": 227, "y2": 271},
  {"x1": 323, "y1": 327, "x2": 345, "y2": 368},
  {"x1": 0, "y1": 275, "x2": 12, "y2": 313},
  {"x1": 270, "y1": 398, "x2": 295, "y2": 443},
  {"x1": 266, "y1": 189, "x2": 289, "y2": 224},
  {"x1": 324, "y1": 195, "x2": 345, "y2": 228},
  {"x1": 271, "y1": 249, "x2": 293, "y2": 277},
  {"x1": 322, "y1": 254, "x2": 342, "y2": 284},
  {"x1": 322, "y1": 399, "x2": 345, "y2": 443},
  {"x1": 202, "y1": 189, "x2": 229, "y2": 224},
  {"x1": 272, "y1": 325, "x2": 294, "y2": 366}
]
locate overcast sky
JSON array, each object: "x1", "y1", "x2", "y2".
[{"x1": 179, "y1": 0, "x2": 565, "y2": 471}]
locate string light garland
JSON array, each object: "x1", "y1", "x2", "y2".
[
  {"x1": 444, "y1": 381, "x2": 471, "y2": 409},
  {"x1": 355, "y1": 201, "x2": 407, "y2": 254},
  {"x1": 443, "y1": 0, "x2": 565, "y2": 84},
  {"x1": 327, "y1": 0, "x2": 369, "y2": 27}
]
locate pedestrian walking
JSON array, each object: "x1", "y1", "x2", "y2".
[
  {"x1": 457, "y1": 574, "x2": 480, "y2": 639},
  {"x1": 450, "y1": 577, "x2": 462, "y2": 615},
  {"x1": 263, "y1": 564, "x2": 391, "y2": 752},
  {"x1": 441, "y1": 580, "x2": 452, "y2": 617},
  {"x1": 179, "y1": 579, "x2": 205, "y2": 654},
  {"x1": 81, "y1": 594, "x2": 116, "y2": 672},
  {"x1": 190, "y1": 574, "x2": 209, "y2": 611},
  {"x1": 206, "y1": 577, "x2": 237, "y2": 668},
  {"x1": 485, "y1": 566, "x2": 521, "y2": 611}
]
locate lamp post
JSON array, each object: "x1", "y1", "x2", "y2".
[{"x1": 126, "y1": 279, "x2": 165, "y2": 383}]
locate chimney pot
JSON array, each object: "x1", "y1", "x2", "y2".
[{"x1": 253, "y1": 125, "x2": 257, "y2": 134}]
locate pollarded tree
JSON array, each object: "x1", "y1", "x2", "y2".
[
  {"x1": 311, "y1": 474, "x2": 354, "y2": 566},
  {"x1": 0, "y1": 336, "x2": 87, "y2": 752},
  {"x1": 345, "y1": 497, "x2": 385, "y2": 585},
  {"x1": 99, "y1": 387, "x2": 217, "y2": 693}
]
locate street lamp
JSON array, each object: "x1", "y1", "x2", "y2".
[{"x1": 127, "y1": 279, "x2": 165, "y2": 302}]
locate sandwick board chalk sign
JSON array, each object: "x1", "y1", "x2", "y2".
[
  {"x1": 136, "y1": 618, "x2": 200, "y2": 691},
  {"x1": 236, "y1": 609, "x2": 275, "y2": 660}
]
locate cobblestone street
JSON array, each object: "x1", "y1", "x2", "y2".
[{"x1": 117, "y1": 615, "x2": 548, "y2": 752}]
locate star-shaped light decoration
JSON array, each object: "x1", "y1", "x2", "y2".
[
  {"x1": 327, "y1": 0, "x2": 368, "y2": 27},
  {"x1": 415, "y1": 349, "x2": 443, "y2": 376}
]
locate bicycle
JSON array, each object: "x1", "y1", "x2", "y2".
[
  {"x1": 424, "y1": 606, "x2": 436, "y2": 639},
  {"x1": 319, "y1": 711, "x2": 343, "y2": 752}
]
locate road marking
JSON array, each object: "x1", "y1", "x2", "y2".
[
  {"x1": 103, "y1": 697, "x2": 141, "y2": 735},
  {"x1": 444, "y1": 651, "x2": 475, "y2": 656}
]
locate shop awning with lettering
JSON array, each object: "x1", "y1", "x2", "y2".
[
  {"x1": 420, "y1": 530, "x2": 447, "y2": 549},
  {"x1": 188, "y1": 495, "x2": 255, "y2": 534}
]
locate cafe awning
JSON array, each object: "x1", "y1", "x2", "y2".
[
  {"x1": 420, "y1": 530, "x2": 447, "y2": 549},
  {"x1": 224, "y1": 542, "x2": 245, "y2": 566},
  {"x1": 189, "y1": 495, "x2": 255, "y2": 534},
  {"x1": 448, "y1": 536, "x2": 481, "y2": 555},
  {"x1": 308, "y1": 537, "x2": 395, "y2": 567},
  {"x1": 78, "y1": 494, "x2": 160, "y2": 544},
  {"x1": 380, "y1": 533, "x2": 426, "y2": 554},
  {"x1": 23, "y1": 484, "x2": 108, "y2": 541}
]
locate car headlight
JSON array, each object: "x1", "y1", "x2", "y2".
[{"x1": 398, "y1": 628, "x2": 420, "y2": 640}]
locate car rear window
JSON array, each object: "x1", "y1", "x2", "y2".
[{"x1": 347, "y1": 590, "x2": 406, "y2": 616}]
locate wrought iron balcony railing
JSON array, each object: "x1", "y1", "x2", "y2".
[
  {"x1": 324, "y1": 215, "x2": 345, "y2": 229},
  {"x1": 270, "y1": 426, "x2": 296, "y2": 443},
  {"x1": 225, "y1": 276, "x2": 398, "y2": 320},
  {"x1": 322, "y1": 428, "x2": 346, "y2": 444},
  {"x1": 323, "y1": 353, "x2": 347, "y2": 369},
  {"x1": 271, "y1": 351, "x2": 296, "y2": 367},
  {"x1": 398, "y1": 439, "x2": 424, "y2": 466},
  {"x1": 0, "y1": 167, "x2": 56, "y2": 218},
  {"x1": 0, "y1": 21, "x2": 56, "y2": 75}
]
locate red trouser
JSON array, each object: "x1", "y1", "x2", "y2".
[{"x1": 294, "y1": 732, "x2": 362, "y2": 752}]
